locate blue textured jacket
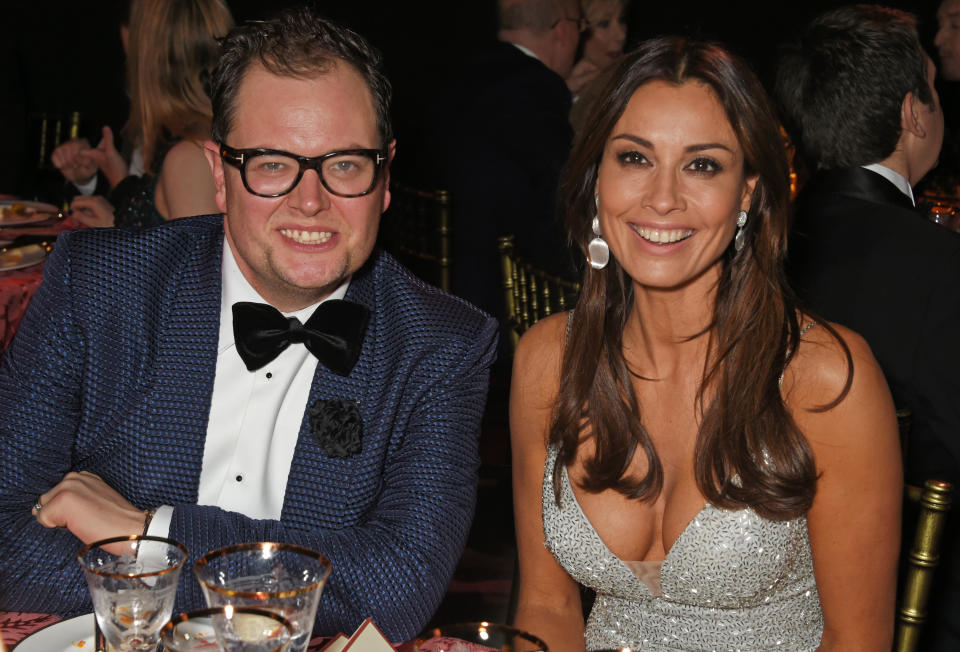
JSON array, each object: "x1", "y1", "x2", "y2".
[{"x1": 0, "y1": 214, "x2": 498, "y2": 641}]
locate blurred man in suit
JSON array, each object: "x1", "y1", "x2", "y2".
[
  {"x1": 0, "y1": 7, "x2": 498, "y2": 642},
  {"x1": 447, "y1": 0, "x2": 583, "y2": 319},
  {"x1": 778, "y1": 6, "x2": 959, "y2": 649}
]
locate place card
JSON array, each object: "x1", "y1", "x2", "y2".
[{"x1": 319, "y1": 618, "x2": 393, "y2": 652}]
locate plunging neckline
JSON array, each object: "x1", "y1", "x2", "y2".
[{"x1": 561, "y1": 464, "x2": 710, "y2": 596}]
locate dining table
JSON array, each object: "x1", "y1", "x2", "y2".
[{"x1": 0, "y1": 610, "x2": 419, "y2": 651}]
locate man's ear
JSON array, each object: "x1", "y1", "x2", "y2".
[
  {"x1": 203, "y1": 140, "x2": 228, "y2": 214},
  {"x1": 381, "y1": 139, "x2": 397, "y2": 214},
  {"x1": 901, "y1": 91, "x2": 927, "y2": 139}
]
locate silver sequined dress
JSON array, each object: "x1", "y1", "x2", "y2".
[{"x1": 542, "y1": 444, "x2": 824, "y2": 651}]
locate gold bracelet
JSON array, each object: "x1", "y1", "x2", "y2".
[{"x1": 141, "y1": 508, "x2": 156, "y2": 537}]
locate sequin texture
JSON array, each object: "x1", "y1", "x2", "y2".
[{"x1": 542, "y1": 445, "x2": 823, "y2": 651}]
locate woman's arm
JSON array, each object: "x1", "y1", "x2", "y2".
[
  {"x1": 510, "y1": 314, "x2": 586, "y2": 652},
  {"x1": 155, "y1": 140, "x2": 219, "y2": 220},
  {"x1": 786, "y1": 323, "x2": 902, "y2": 651}
]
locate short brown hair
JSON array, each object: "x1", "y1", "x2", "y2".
[
  {"x1": 498, "y1": 0, "x2": 579, "y2": 32},
  {"x1": 776, "y1": 4, "x2": 933, "y2": 169},
  {"x1": 209, "y1": 6, "x2": 393, "y2": 148}
]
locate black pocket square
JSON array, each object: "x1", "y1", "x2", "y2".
[{"x1": 308, "y1": 398, "x2": 363, "y2": 458}]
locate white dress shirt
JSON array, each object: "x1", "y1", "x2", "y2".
[
  {"x1": 862, "y1": 162, "x2": 915, "y2": 206},
  {"x1": 509, "y1": 42, "x2": 543, "y2": 64},
  {"x1": 148, "y1": 241, "x2": 348, "y2": 535}
]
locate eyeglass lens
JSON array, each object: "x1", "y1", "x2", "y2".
[{"x1": 245, "y1": 152, "x2": 378, "y2": 197}]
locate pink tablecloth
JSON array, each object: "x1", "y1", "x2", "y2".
[
  {"x1": 0, "y1": 612, "x2": 60, "y2": 648},
  {"x1": 0, "y1": 610, "x2": 412, "y2": 650},
  {"x1": 0, "y1": 218, "x2": 82, "y2": 353}
]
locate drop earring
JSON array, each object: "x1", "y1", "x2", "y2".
[
  {"x1": 588, "y1": 196, "x2": 610, "y2": 270},
  {"x1": 734, "y1": 210, "x2": 748, "y2": 253}
]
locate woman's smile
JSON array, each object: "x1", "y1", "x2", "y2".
[{"x1": 630, "y1": 224, "x2": 695, "y2": 244}]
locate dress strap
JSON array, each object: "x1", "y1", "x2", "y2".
[{"x1": 780, "y1": 320, "x2": 817, "y2": 387}]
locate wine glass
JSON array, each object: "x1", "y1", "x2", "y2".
[
  {"x1": 194, "y1": 542, "x2": 331, "y2": 652},
  {"x1": 160, "y1": 606, "x2": 293, "y2": 651},
  {"x1": 415, "y1": 622, "x2": 549, "y2": 652},
  {"x1": 78, "y1": 535, "x2": 188, "y2": 651}
]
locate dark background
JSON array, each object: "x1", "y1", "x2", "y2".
[{"x1": 0, "y1": 0, "x2": 950, "y2": 197}]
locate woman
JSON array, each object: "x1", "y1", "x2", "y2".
[
  {"x1": 566, "y1": 0, "x2": 628, "y2": 97},
  {"x1": 511, "y1": 37, "x2": 901, "y2": 651},
  {"x1": 69, "y1": 0, "x2": 233, "y2": 227},
  {"x1": 568, "y1": 0, "x2": 628, "y2": 131}
]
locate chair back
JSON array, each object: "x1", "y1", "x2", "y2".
[
  {"x1": 498, "y1": 234, "x2": 580, "y2": 352},
  {"x1": 895, "y1": 479, "x2": 953, "y2": 652},
  {"x1": 28, "y1": 111, "x2": 82, "y2": 170},
  {"x1": 379, "y1": 183, "x2": 452, "y2": 291}
]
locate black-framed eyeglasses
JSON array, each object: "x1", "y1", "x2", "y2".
[
  {"x1": 219, "y1": 144, "x2": 387, "y2": 198},
  {"x1": 551, "y1": 16, "x2": 588, "y2": 32}
]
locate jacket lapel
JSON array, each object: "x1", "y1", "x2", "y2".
[
  {"x1": 811, "y1": 167, "x2": 916, "y2": 212},
  {"x1": 282, "y1": 252, "x2": 382, "y2": 517}
]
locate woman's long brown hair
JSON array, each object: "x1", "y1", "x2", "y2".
[
  {"x1": 125, "y1": 0, "x2": 233, "y2": 171},
  {"x1": 552, "y1": 37, "x2": 851, "y2": 520}
]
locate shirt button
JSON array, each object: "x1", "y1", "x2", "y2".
[
  {"x1": 266, "y1": 372, "x2": 273, "y2": 379},
  {"x1": 235, "y1": 474, "x2": 243, "y2": 482}
]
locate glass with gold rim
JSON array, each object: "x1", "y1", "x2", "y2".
[
  {"x1": 78, "y1": 535, "x2": 189, "y2": 651},
  {"x1": 194, "y1": 542, "x2": 331, "y2": 652},
  {"x1": 160, "y1": 606, "x2": 293, "y2": 651}
]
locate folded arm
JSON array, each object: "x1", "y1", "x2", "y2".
[
  {"x1": 0, "y1": 244, "x2": 498, "y2": 642},
  {"x1": 168, "y1": 317, "x2": 498, "y2": 640}
]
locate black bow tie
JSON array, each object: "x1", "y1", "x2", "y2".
[{"x1": 232, "y1": 300, "x2": 369, "y2": 375}]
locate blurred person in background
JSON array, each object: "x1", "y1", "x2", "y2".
[
  {"x1": 568, "y1": 0, "x2": 629, "y2": 131},
  {"x1": 448, "y1": 0, "x2": 583, "y2": 321},
  {"x1": 937, "y1": 0, "x2": 960, "y2": 82},
  {"x1": 52, "y1": 0, "x2": 232, "y2": 228},
  {"x1": 566, "y1": 0, "x2": 628, "y2": 98}
]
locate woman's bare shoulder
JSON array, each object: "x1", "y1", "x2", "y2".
[
  {"x1": 514, "y1": 313, "x2": 569, "y2": 373},
  {"x1": 785, "y1": 315, "x2": 897, "y2": 453},
  {"x1": 161, "y1": 139, "x2": 208, "y2": 170},
  {"x1": 783, "y1": 316, "x2": 877, "y2": 408},
  {"x1": 511, "y1": 312, "x2": 569, "y2": 410}
]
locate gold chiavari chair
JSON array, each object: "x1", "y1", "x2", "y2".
[
  {"x1": 895, "y1": 479, "x2": 954, "y2": 652},
  {"x1": 379, "y1": 183, "x2": 452, "y2": 292},
  {"x1": 497, "y1": 234, "x2": 580, "y2": 352}
]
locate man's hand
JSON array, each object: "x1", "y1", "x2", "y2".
[
  {"x1": 51, "y1": 138, "x2": 97, "y2": 185},
  {"x1": 84, "y1": 126, "x2": 129, "y2": 189},
  {"x1": 33, "y1": 471, "x2": 146, "y2": 545},
  {"x1": 70, "y1": 195, "x2": 116, "y2": 228},
  {"x1": 566, "y1": 58, "x2": 601, "y2": 96}
]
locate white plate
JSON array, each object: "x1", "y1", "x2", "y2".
[
  {"x1": 0, "y1": 244, "x2": 48, "y2": 271},
  {"x1": 0, "y1": 200, "x2": 59, "y2": 227},
  {"x1": 13, "y1": 613, "x2": 94, "y2": 651}
]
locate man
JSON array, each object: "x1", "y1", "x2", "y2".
[
  {"x1": 0, "y1": 7, "x2": 498, "y2": 642},
  {"x1": 777, "y1": 6, "x2": 959, "y2": 649},
  {"x1": 937, "y1": 0, "x2": 960, "y2": 82},
  {"x1": 446, "y1": 0, "x2": 582, "y2": 319}
]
